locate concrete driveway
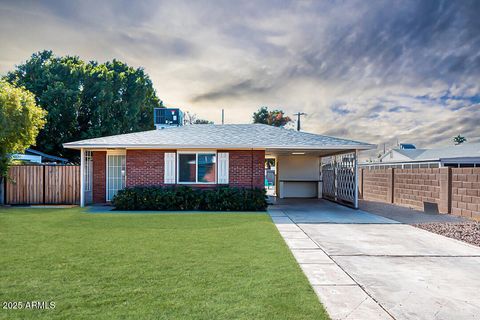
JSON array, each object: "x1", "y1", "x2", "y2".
[{"x1": 269, "y1": 199, "x2": 480, "y2": 320}]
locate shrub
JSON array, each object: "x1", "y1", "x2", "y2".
[{"x1": 112, "y1": 186, "x2": 268, "y2": 211}]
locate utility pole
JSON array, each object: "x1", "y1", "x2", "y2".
[{"x1": 294, "y1": 112, "x2": 307, "y2": 131}]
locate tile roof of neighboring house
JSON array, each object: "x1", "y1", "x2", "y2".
[
  {"x1": 390, "y1": 143, "x2": 480, "y2": 161},
  {"x1": 63, "y1": 124, "x2": 374, "y2": 150}
]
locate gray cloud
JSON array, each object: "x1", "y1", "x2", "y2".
[
  {"x1": 191, "y1": 79, "x2": 274, "y2": 103},
  {"x1": 0, "y1": 0, "x2": 479, "y2": 157}
]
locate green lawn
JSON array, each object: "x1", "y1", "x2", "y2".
[{"x1": 0, "y1": 207, "x2": 328, "y2": 320}]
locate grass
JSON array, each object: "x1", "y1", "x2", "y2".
[{"x1": 0, "y1": 207, "x2": 328, "y2": 320}]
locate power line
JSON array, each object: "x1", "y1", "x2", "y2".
[{"x1": 293, "y1": 112, "x2": 307, "y2": 131}]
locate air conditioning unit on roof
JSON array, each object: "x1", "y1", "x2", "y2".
[{"x1": 154, "y1": 108, "x2": 184, "y2": 129}]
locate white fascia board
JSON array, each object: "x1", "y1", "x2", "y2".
[{"x1": 63, "y1": 144, "x2": 376, "y2": 150}]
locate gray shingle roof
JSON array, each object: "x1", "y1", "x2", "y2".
[
  {"x1": 394, "y1": 143, "x2": 480, "y2": 161},
  {"x1": 63, "y1": 124, "x2": 374, "y2": 150}
]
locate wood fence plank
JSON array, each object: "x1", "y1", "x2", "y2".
[{"x1": 6, "y1": 165, "x2": 80, "y2": 205}]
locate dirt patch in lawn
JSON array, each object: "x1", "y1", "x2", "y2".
[{"x1": 414, "y1": 222, "x2": 480, "y2": 247}]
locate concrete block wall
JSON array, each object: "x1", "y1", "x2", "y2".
[
  {"x1": 393, "y1": 168, "x2": 445, "y2": 213},
  {"x1": 361, "y1": 168, "x2": 393, "y2": 203},
  {"x1": 360, "y1": 167, "x2": 480, "y2": 219},
  {"x1": 451, "y1": 168, "x2": 480, "y2": 220}
]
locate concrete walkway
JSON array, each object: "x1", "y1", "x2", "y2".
[{"x1": 269, "y1": 200, "x2": 480, "y2": 320}]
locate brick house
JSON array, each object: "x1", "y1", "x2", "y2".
[{"x1": 63, "y1": 124, "x2": 374, "y2": 207}]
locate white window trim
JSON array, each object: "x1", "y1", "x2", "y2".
[
  {"x1": 106, "y1": 149, "x2": 126, "y2": 156},
  {"x1": 176, "y1": 151, "x2": 217, "y2": 184}
]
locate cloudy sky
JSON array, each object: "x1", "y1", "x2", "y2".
[{"x1": 1, "y1": 0, "x2": 479, "y2": 156}]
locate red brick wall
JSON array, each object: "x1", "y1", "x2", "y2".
[
  {"x1": 126, "y1": 150, "x2": 168, "y2": 187},
  {"x1": 92, "y1": 151, "x2": 106, "y2": 203},
  {"x1": 361, "y1": 169, "x2": 393, "y2": 203},
  {"x1": 124, "y1": 149, "x2": 265, "y2": 188},
  {"x1": 451, "y1": 168, "x2": 480, "y2": 220},
  {"x1": 394, "y1": 168, "x2": 446, "y2": 212},
  {"x1": 224, "y1": 150, "x2": 265, "y2": 189},
  {"x1": 91, "y1": 149, "x2": 265, "y2": 203}
]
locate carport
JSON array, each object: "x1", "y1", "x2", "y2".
[{"x1": 266, "y1": 145, "x2": 373, "y2": 208}]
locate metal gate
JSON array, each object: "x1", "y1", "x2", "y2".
[{"x1": 321, "y1": 152, "x2": 357, "y2": 208}]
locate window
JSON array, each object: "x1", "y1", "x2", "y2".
[
  {"x1": 444, "y1": 163, "x2": 458, "y2": 168},
  {"x1": 178, "y1": 154, "x2": 196, "y2": 182},
  {"x1": 178, "y1": 153, "x2": 216, "y2": 183},
  {"x1": 198, "y1": 154, "x2": 216, "y2": 183}
]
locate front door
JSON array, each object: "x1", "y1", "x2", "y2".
[{"x1": 106, "y1": 153, "x2": 126, "y2": 201}]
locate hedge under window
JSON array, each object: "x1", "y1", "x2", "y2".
[{"x1": 178, "y1": 153, "x2": 216, "y2": 183}]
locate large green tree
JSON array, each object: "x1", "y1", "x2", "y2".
[
  {"x1": 252, "y1": 106, "x2": 291, "y2": 127},
  {"x1": 80, "y1": 60, "x2": 161, "y2": 138},
  {"x1": 0, "y1": 80, "x2": 47, "y2": 178},
  {"x1": 5, "y1": 51, "x2": 163, "y2": 159}
]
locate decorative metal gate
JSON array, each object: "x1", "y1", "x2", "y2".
[
  {"x1": 321, "y1": 152, "x2": 358, "y2": 208},
  {"x1": 322, "y1": 162, "x2": 335, "y2": 201}
]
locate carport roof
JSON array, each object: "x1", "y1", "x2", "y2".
[{"x1": 63, "y1": 124, "x2": 375, "y2": 150}]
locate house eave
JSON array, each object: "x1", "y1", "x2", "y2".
[{"x1": 63, "y1": 143, "x2": 376, "y2": 151}]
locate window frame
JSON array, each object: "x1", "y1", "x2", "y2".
[{"x1": 176, "y1": 151, "x2": 217, "y2": 184}]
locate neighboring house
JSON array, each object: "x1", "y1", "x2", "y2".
[
  {"x1": 10, "y1": 148, "x2": 68, "y2": 164},
  {"x1": 63, "y1": 124, "x2": 374, "y2": 207},
  {"x1": 363, "y1": 143, "x2": 480, "y2": 169}
]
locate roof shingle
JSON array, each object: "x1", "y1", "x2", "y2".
[{"x1": 64, "y1": 124, "x2": 374, "y2": 150}]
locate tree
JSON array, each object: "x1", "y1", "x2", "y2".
[
  {"x1": 0, "y1": 80, "x2": 47, "y2": 179},
  {"x1": 184, "y1": 111, "x2": 213, "y2": 124},
  {"x1": 5, "y1": 50, "x2": 163, "y2": 159},
  {"x1": 80, "y1": 60, "x2": 162, "y2": 138},
  {"x1": 453, "y1": 135, "x2": 467, "y2": 145},
  {"x1": 252, "y1": 106, "x2": 291, "y2": 127}
]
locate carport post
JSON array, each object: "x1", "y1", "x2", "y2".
[
  {"x1": 354, "y1": 149, "x2": 359, "y2": 209},
  {"x1": 80, "y1": 148, "x2": 85, "y2": 207}
]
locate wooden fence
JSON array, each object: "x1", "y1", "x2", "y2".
[{"x1": 5, "y1": 165, "x2": 80, "y2": 205}]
